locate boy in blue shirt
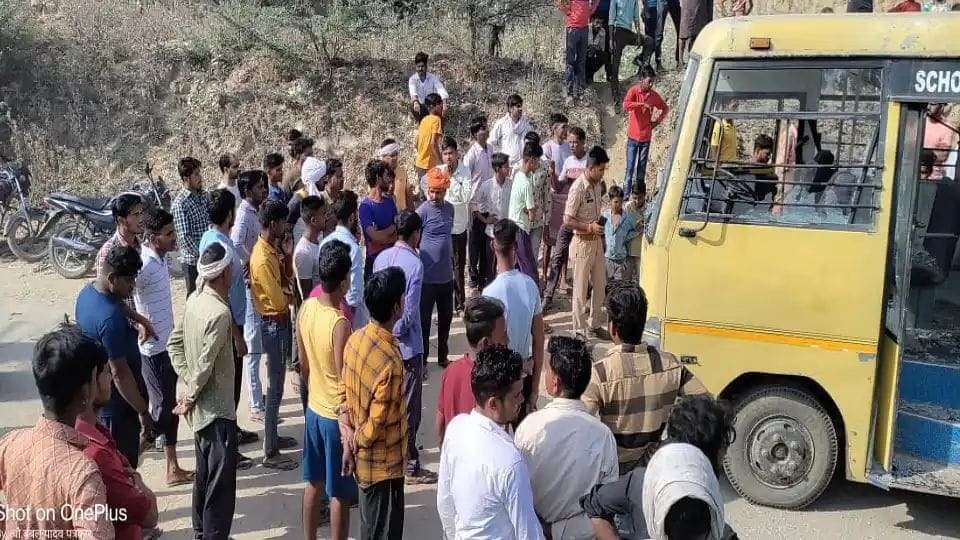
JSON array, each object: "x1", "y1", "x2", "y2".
[{"x1": 603, "y1": 185, "x2": 642, "y2": 282}]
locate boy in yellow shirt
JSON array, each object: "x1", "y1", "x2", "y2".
[{"x1": 415, "y1": 93, "x2": 444, "y2": 180}]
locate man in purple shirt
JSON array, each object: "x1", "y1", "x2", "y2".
[
  {"x1": 372, "y1": 211, "x2": 437, "y2": 484},
  {"x1": 416, "y1": 168, "x2": 455, "y2": 369},
  {"x1": 359, "y1": 160, "x2": 398, "y2": 279}
]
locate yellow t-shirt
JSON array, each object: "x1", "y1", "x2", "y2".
[
  {"x1": 415, "y1": 114, "x2": 443, "y2": 170},
  {"x1": 299, "y1": 299, "x2": 348, "y2": 419},
  {"x1": 709, "y1": 120, "x2": 739, "y2": 164}
]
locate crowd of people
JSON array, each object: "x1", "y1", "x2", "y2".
[{"x1": 0, "y1": 35, "x2": 738, "y2": 540}]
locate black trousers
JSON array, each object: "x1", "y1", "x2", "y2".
[
  {"x1": 359, "y1": 477, "x2": 405, "y2": 540},
  {"x1": 420, "y1": 281, "x2": 454, "y2": 365},
  {"x1": 184, "y1": 263, "x2": 198, "y2": 297},
  {"x1": 141, "y1": 351, "x2": 179, "y2": 447},
  {"x1": 467, "y1": 216, "x2": 491, "y2": 290},
  {"x1": 544, "y1": 226, "x2": 575, "y2": 301},
  {"x1": 656, "y1": 0, "x2": 682, "y2": 62},
  {"x1": 452, "y1": 232, "x2": 467, "y2": 310},
  {"x1": 610, "y1": 27, "x2": 655, "y2": 99},
  {"x1": 193, "y1": 418, "x2": 238, "y2": 540}
]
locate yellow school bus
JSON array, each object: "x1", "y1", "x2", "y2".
[{"x1": 641, "y1": 14, "x2": 960, "y2": 508}]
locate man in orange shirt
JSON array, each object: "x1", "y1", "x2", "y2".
[
  {"x1": 250, "y1": 199, "x2": 299, "y2": 471},
  {"x1": 415, "y1": 93, "x2": 444, "y2": 181}
]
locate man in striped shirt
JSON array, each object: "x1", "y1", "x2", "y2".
[
  {"x1": 171, "y1": 156, "x2": 208, "y2": 297},
  {"x1": 134, "y1": 206, "x2": 194, "y2": 486},
  {"x1": 581, "y1": 281, "x2": 709, "y2": 470}
]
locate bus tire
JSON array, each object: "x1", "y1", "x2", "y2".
[{"x1": 722, "y1": 385, "x2": 838, "y2": 509}]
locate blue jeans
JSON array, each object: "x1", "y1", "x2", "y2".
[
  {"x1": 244, "y1": 289, "x2": 264, "y2": 414},
  {"x1": 565, "y1": 27, "x2": 589, "y2": 97},
  {"x1": 261, "y1": 317, "x2": 291, "y2": 457},
  {"x1": 624, "y1": 138, "x2": 651, "y2": 197}
]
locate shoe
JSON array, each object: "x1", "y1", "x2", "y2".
[
  {"x1": 278, "y1": 436, "x2": 298, "y2": 450},
  {"x1": 405, "y1": 468, "x2": 439, "y2": 485},
  {"x1": 589, "y1": 328, "x2": 612, "y2": 341},
  {"x1": 237, "y1": 452, "x2": 254, "y2": 471},
  {"x1": 166, "y1": 468, "x2": 195, "y2": 487},
  {"x1": 237, "y1": 428, "x2": 259, "y2": 445},
  {"x1": 249, "y1": 411, "x2": 265, "y2": 424},
  {"x1": 262, "y1": 453, "x2": 299, "y2": 471}
]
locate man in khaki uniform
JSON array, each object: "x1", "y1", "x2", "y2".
[
  {"x1": 564, "y1": 146, "x2": 610, "y2": 338},
  {"x1": 582, "y1": 281, "x2": 709, "y2": 469}
]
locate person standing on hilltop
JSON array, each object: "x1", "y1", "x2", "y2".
[
  {"x1": 557, "y1": 0, "x2": 600, "y2": 104},
  {"x1": 655, "y1": 0, "x2": 682, "y2": 72},
  {"x1": 217, "y1": 153, "x2": 241, "y2": 208},
  {"x1": 490, "y1": 94, "x2": 534, "y2": 167},
  {"x1": 279, "y1": 136, "x2": 313, "y2": 203},
  {"x1": 414, "y1": 93, "x2": 445, "y2": 180},
  {"x1": 679, "y1": 0, "x2": 713, "y2": 63},
  {"x1": 409, "y1": 52, "x2": 449, "y2": 124},
  {"x1": 608, "y1": 0, "x2": 655, "y2": 101},
  {"x1": 172, "y1": 156, "x2": 208, "y2": 297},
  {"x1": 623, "y1": 66, "x2": 669, "y2": 198}
]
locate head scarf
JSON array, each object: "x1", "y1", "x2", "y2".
[
  {"x1": 426, "y1": 167, "x2": 451, "y2": 191},
  {"x1": 195, "y1": 240, "x2": 234, "y2": 292},
  {"x1": 301, "y1": 156, "x2": 327, "y2": 198},
  {"x1": 642, "y1": 443, "x2": 725, "y2": 540},
  {"x1": 377, "y1": 142, "x2": 400, "y2": 158}
]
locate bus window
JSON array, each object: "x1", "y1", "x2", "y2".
[{"x1": 681, "y1": 64, "x2": 883, "y2": 229}]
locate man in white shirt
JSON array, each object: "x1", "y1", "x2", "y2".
[
  {"x1": 217, "y1": 153, "x2": 241, "y2": 209},
  {"x1": 482, "y1": 218, "x2": 545, "y2": 425},
  {"x1": 470, "y1": 153, "x2": 513, "y2": 286},
  {"x1": 434, "y1": 137, "x2": 472, "y2": 313},
  {"x1": 409, "y1": 51, "x2": 449, "y2": 123},
  {"x1": 292, "y1": 195, "x2": 326, "y2": 300},
  {"x1": 437, "y1": 344, "x2": 543, "y2": 540},
  {"x1": 490, "y1": 94, "x2": 534, "y2": 166},
  {"x1": 134, "y1": 206, "x2": 194, "y2": 485},
  {"x1": 464, "y1": 116, "x2": 494, "y2": 291},
  {"x1": 515, "y1": 336, "x2": 619, "y2": 540}
]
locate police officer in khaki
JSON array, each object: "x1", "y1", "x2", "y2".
[{"x1": 564, "y1": 146, "x2": 611, "y2": 338}]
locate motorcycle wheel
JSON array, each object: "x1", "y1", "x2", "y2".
[
  {"x1": 6, "y1": 211, "x2": 48, "y2": 263},
  {"x1": 48, "y1": 219, "x2": 96, "y2": 279}
]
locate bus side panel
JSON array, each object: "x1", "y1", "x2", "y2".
[
  {"x1": 872, "y1": 334, "x2": 901, "y2": 472},
  {"x1": 662, "y1": 326, "x2": 877, "y2": 482}
]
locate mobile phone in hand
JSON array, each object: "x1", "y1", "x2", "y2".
[{"x1": 597, "y1": 216, "x2": 607, "y2": 227}]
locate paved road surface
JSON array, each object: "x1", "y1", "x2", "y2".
[{"x1": 1, "y1": 259, "x2": 959, "y2": 539}]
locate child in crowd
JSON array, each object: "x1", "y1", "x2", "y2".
[
  {"x1": 603, "y1": 186, "x2": 642, "y2": 283},
  {"x1": 624, "y1": 186, "x2": 646, "y2": 280}
]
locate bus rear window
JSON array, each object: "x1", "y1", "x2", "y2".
[{"x1": 681, "y1": 64, "x2": 884, "y2": 230}]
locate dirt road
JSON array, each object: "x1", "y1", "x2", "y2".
[{"x1": 1, "y1": 257, "x2": 959, "y2": 539}]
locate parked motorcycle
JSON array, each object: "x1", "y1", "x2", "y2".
[
  {"x1": 1, "y1": 161, "x2": 61, "y2": 263},
  {"x1": 47, "y1": 164, "x2": 178, "y2": 279}
]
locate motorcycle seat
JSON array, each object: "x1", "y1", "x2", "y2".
[{"x1": 48, "y1": 192, "x2": 111, "y2": 212}]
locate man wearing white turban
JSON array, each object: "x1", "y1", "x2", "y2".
[{"x1": 169, "y1": 241, "x2": 240, "y2": 539}]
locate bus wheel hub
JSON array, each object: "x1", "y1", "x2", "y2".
[{"x1": 748, "y1": 416, "x2": 813, "y2": 488}]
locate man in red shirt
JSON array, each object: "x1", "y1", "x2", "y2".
[
  {"x1": 889, "y1": 0, "x2": 921, "y2": 11},
  {"x1": 558, "y1": 0, "x2": 600, "y2": 103},
  {"x1": 622, "y1": 66, "x2": 669, "y2": 197},
  {"x1": 435, "y1": 296, "x2": 509, "y2": 447},
  {"x1": 75, "y1": 336, "x2": 159, "y2": 540}
]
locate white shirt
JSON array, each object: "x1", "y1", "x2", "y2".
[
  {"x1": 490, "y1": 114, "x2": 534, "y2": 166},
  {"x1": 134, "y1": 245, "x2": 174, "y2": 357},
  {"x1": 473, "y1": 176, "x2": 513, "y2": 238},
  {"x1": 438, "y1": 410, "x2": 544, "y2": 540},
  {"x1": 542, "y1": 140, "x2": 572, "y2": 178},
  {"x1": 436, "y1": 162, "x2": 472, "y2": 235},
  {"x1": 293, "y1": 235, "x2": 320, "y2": 290},
  {"x1": 463, "y1": 142, "x2": 494, "y2": 190},
  {"x1": 218, "y1": 182, "x2": 241, "y2": 210},
  {"x1": 483, "y1": 270, "x2": 541, "y2": 361},
  {"x1": 559, "y1": 154, "x2": 588, "y2": 183},
  {"x1": 409, "y1": 72, "x2": 449, "y2": 103},
  {"x1": 514, "y1": 399, "x2": 620, "y2": 540}
]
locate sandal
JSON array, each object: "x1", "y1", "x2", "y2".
[
  {"x1": 262, "y1": 454, "x2": 299, "y2": 471},
  {"x1": 166, "y1": 469, "x2": 195, "y2": 487}
]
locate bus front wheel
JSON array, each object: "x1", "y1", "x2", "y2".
[{"x1": 723, "y1": 385, "x2": 838, "y2": 509}]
